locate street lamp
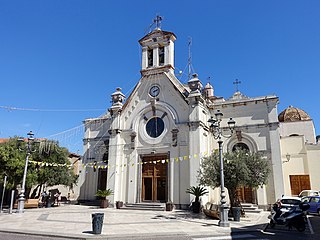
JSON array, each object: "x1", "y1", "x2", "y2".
[
  {"x1": 17, "y1": 131, "x2": 36, "y2": 213},
  {"x1": 208, "y1": 110, "x2": 236, "y2": 227}
]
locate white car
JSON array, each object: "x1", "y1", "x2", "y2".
[
  {"x1": 280, "y1": 196, "x2": 302, "y2": 212},
  {"x1": 298, "y1": 190, "x2": 319, "y2": 198}
]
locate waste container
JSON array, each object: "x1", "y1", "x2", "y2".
[
  {"x1": 92, "y1": 213, "x2": 104, "y2": 234},
  {"x1": 232, "y1": 207, "x2": 241, "y2": 222}
]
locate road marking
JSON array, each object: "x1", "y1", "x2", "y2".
[
  {"x1": 260, "y1": 229, "x2": 276, "y2": 235},
  {"x1": 306, "y1": 215, "x2": 314, "y2": 234},
  {"x1": 193, "y1": 234, "x2": 269, "y2": 240}
]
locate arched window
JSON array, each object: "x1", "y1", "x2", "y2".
[
  {"x1": 232, "y1": 143, "x2": 249, "y2": 152},
  {"x1": 289, "y1": 134, "x2": 299, "y2": 137}
]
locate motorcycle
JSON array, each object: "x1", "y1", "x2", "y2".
[{"x1": 269, "y1": 201, "x2": 310, "y2": 232}]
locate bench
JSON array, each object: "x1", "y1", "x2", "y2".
[
  {"x1": 203, "y1": 203, "x2": 220, "y2": 219},
  {"x1": 14, "y1": 199, "x2": 39, "y2": 209}
]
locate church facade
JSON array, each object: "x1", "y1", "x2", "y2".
[{"x1": 79, "y1": 25, "x2": 287, "y2": 209}]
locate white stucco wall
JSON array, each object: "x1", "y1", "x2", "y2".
[
  {"x1": 280, "y1": 121, "x2": 316, "y2": 144},
  {"x1": 280, "y1": 134, "x2": 320, "y2": 196}
]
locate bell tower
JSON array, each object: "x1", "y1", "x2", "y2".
[{"x1": 139, "y1": 16, "x2": 176, "y2": 75}]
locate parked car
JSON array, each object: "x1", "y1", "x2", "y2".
[
  {"x1": 298, "y1": 190, "x2": 319, "y2": 198},
  {"x1": 280, "y1": 196, "x2": 302, "y2": 212},
  {"x1": 301, "y1": 196, "x2": 320, "y2": 215}
]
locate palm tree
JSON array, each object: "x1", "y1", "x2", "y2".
[
  {"x1": 96, "y1": 189, "x2": 113, "y2": 208},
  {"x1": 186, "y1": 186, "x2": 208, "y2": 213}
]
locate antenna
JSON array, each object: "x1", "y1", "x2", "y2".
[{"x1": 188, "y1": 37, "x2": 192, "y2": 80}]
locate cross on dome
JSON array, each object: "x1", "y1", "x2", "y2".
[{"x1": 233, "y1": 79, "x2": 241, "y2": 92}]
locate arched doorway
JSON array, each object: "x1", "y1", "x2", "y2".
[{"x1": 232, "y1": 142, "x2": 256, "y2": 204}]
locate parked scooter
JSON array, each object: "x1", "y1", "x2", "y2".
[{"x1": 269, "y1": 201, "x2": 310, "y2": 232}]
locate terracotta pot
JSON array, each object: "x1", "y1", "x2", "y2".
[
  {"x1": 166, "y1": 202, "x2": 174, "y2": 211},
  {"x1": 116, "y1": 201, "x2": 123, "y2": 209},
  {"x1": 100, "y1": 199, "x2": 109, "y2": 208}
]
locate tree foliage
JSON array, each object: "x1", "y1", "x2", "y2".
[
  {"x1": 199, "y1": 149, "x2": 270, "y2": 208},
  {"x1": 0, "y1": 138, "x2": 78, "y2": 197}
]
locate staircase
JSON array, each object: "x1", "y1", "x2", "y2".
[
  {"x1": 241, "y1": 203, "x2": 263, "y2": 213},
  {"x1": 123, "y1": 202, "x2": 165, "y2": 211}
]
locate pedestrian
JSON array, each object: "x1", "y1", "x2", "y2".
[
  {"x1": 41, "y1": 191, "x2": 47, "y2": 208},
  {"x1": 54, "y1": 192, "x2": 61, "y2": 206},
  {"x1": 57, "y1": 192, "x2": 61, "y2": 206}
]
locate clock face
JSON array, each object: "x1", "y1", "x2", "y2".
[{"x1": 149, "y1": 85, "x2": 160, "y2": 97}]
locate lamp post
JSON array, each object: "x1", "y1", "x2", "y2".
[
  {"x1": 17, "y1": 131, "x2": 36, "y2": 213},
  {"x1": 208, "y1": 110, "x2": 235, "y2": 227}
]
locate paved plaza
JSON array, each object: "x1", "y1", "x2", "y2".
[{"x1": 0, "y1": 204, "x2": 270, "y2": 239}]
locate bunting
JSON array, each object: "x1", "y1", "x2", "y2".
[{"x1": 26, "y1": 151, "x2": 214, "y2": 173}]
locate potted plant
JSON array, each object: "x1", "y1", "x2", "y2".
[
  {"x1": 186, "y1": 185, "x2": 208, "y2": 213},
  {"x1": 165, "y1": 201, "x2": 174, "y2": 211},
  {"x1": 116, "y1": 201, "x2": 123, "y2": 209},
  {"x1": 96, "y1": 189, "x2": 113, "y2": 208}
]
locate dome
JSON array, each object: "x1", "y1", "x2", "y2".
[{"x1": 278, "y1": 105, "x2": 311, "y2": 122}]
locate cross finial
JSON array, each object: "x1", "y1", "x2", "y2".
[
  {"x1": 233, "y1": 79, "x2": 241, "y2": 92},
  {"x1": 153, "y1": 15, "x2": 163, "y2": 29}
]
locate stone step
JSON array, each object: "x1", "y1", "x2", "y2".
[
  {"x1": 123, "y1": 203, "x2": 165, "y2": 211},
  {"x1": 241, "y1": 203, "x2": 263, "y2": 213},
  {"x1": 244, "y1": 208, "x2": 263, "y2": 213},
  {"x1": 241, "y1": 203, "x2": 257, "y2": 208}
]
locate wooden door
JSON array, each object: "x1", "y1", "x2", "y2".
[
  {"x1": 142, "y1": 155, "x2": 167, "y2": 202},
  {"x1": 237, "y1": 187, "x2": 253, "y2": 203},
  {"x1": 97, "y1": 169, "x2": 107, "y2": 191},
  {"x1": 290, "y1": 175, "x2": 310, "y2": 196}
]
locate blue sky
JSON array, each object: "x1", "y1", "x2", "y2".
[{"x1": 0, "y1": 0, "x2": 319, "y2": 153}]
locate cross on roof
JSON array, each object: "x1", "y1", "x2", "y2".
[
  {"x1": 153, "y1": 15, "x2": 163, "y2": 29},
  {"x1": 233, "y1": 79, "x2": 241, "y2": 92}
]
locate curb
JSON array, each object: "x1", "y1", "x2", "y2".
[{"x1": 0, "y1": 229, "x2": 88, "y2": 240}]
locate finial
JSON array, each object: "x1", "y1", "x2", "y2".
[
  {"x1": 153, "y1": 15, "x2": 163, "y2": 30},
  {"x1": 233, "y1": 79, "x2": 241, "y2": 92}
]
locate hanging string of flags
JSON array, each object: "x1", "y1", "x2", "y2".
[
  {"x1": 28, "y1": 160, "x2": 73, "y2": 168},
  {"x1": 82, "y1": 151, "x2": 212, "y2": 171},
  {"x1": 26, "y1": 150, "x2": 218, "y2": 172}
]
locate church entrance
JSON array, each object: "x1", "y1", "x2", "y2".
[
  {"x1": 237, "y1": 187, "x2": 255, "y2": 203},
  {"x1": 141, "y1": 154, "x2": 168, "y2": 202}
]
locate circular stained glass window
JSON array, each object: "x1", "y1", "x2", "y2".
[{"x1": 146, "y1": 117, "x2": 164, "y2": 138}]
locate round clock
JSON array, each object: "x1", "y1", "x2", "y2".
[{"x1": 149, "y1": 85, "x2": 160, "y2": 97}]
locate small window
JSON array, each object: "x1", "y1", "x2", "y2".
[
  {"x1": 148, "y1": 49, "x2": 153, "y2": 67},
  {"x1": 289, "y1": 134, "x2": 300, "y2": 137},
  {"x1": 159, "y1": 46, "x2": 164, "y2": 65}
]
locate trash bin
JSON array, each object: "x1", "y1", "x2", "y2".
[
  {"x1": 92, "y1": 213, "x2": 104, "y2": 234},
  {"x1": 232, "y1": 207, "x2": 241, "y2": 222}
]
